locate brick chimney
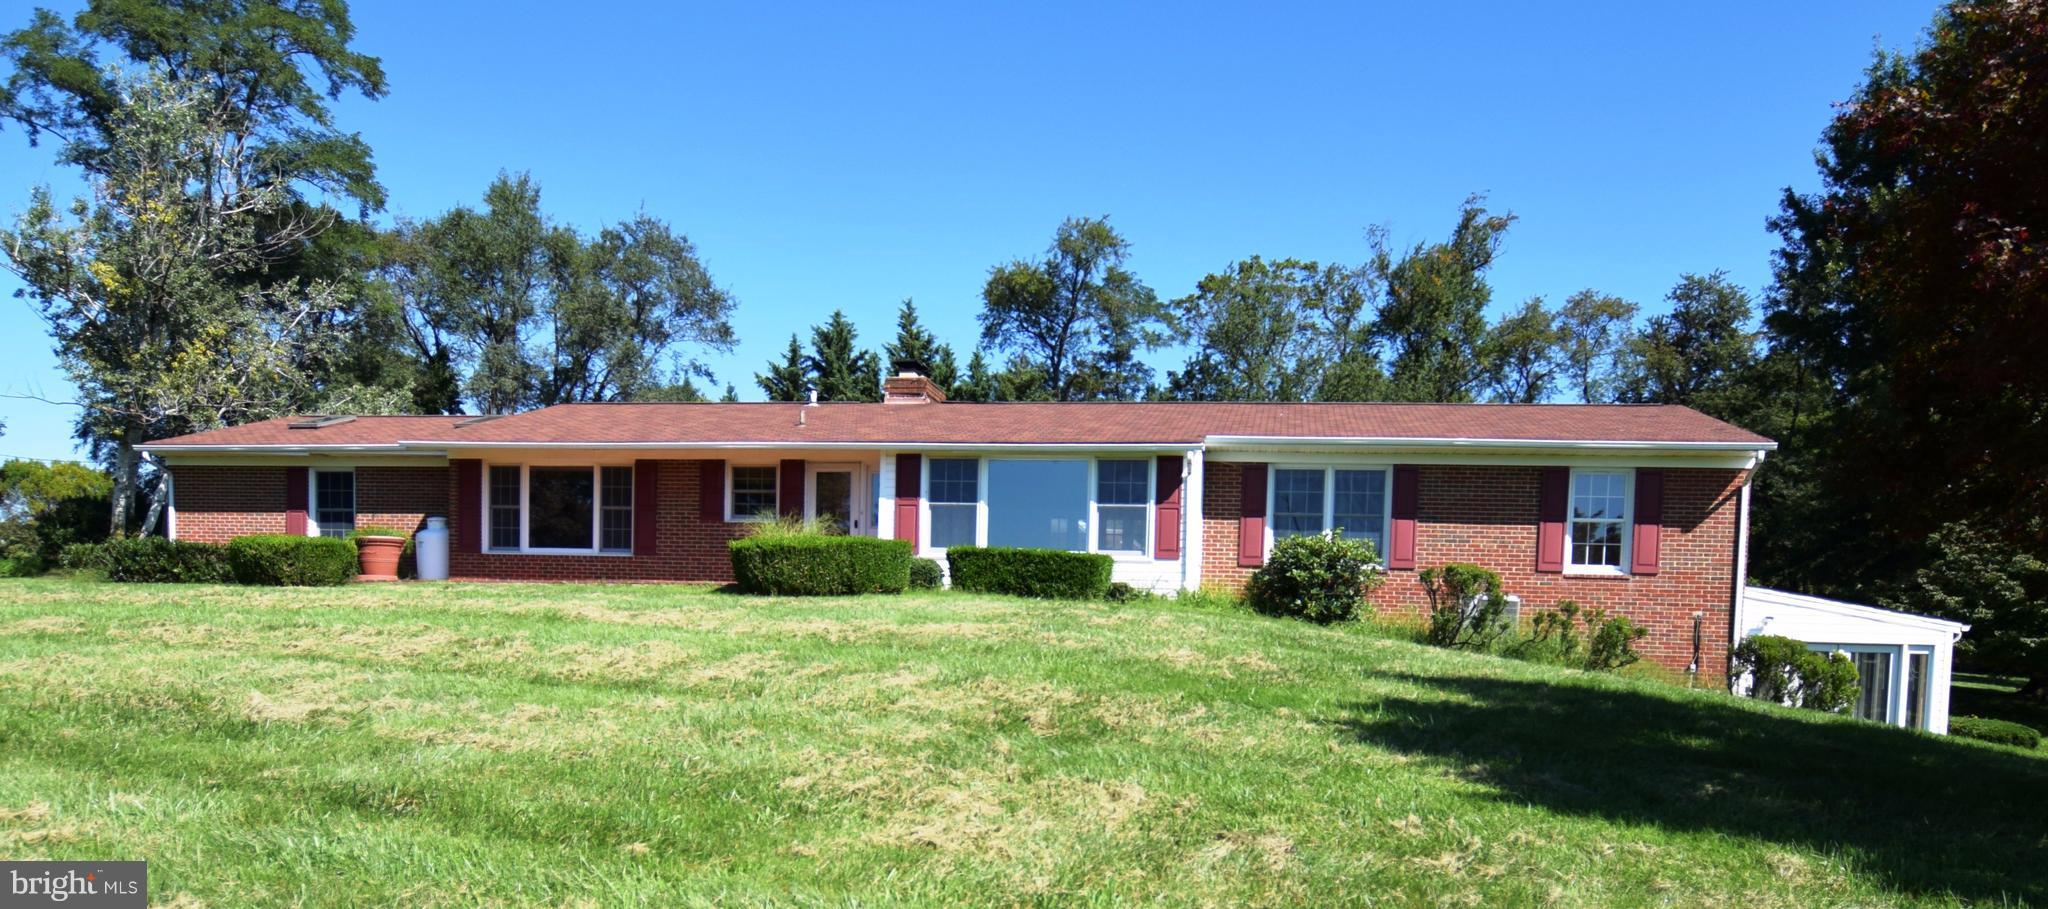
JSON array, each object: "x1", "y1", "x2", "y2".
[{"x1": 883, "y1": 358, "x2": 946, "y2": 404}]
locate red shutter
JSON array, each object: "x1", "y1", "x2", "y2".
[
  {"x1": 633, "y1": 460, "x2": 659, "y2": 557},
  {"x1": 1154, "y1": 455, "x2": 1183, "y2": 560},
  {"x1": 1388, "y1": 465, "x2": 1419, "y2": 570},
  {"x1": 779, "y1": 459, "x2": 805, "y2": 519},
  {"x1": 1631, "y1": 469, "x2": 1663, "y2": 575},
  {"x1": 1536, "y1": 467, "x2": 1567, "y2": 573},
  {"x1": 454, "y1": 460, "x2": 481, "y2": 554},
  {"x1": 699, "y1": 459, "x2": 724, "y2": 522},
  {"x1": 284, "y1": 466, "x2": 309, "y2": 536},
  {"x1": 1237, "y1": 463, "x2": 1267, "y2": 567},
  {"x1": 894, "y1": 454, "x2": 922, "y2": 553}
]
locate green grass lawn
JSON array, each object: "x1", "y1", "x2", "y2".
[
  {"x1": 1952, "y1": 672, "x2": 2048, "y2": 742},
  {"x1": 0, "y1": 579, "x2": 2043, "y2": 908}
]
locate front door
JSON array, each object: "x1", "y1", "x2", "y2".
[{"x1": 807, "y1": 463, "x2": 866, "y2": 535}]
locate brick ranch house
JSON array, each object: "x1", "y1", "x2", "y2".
[{"x1": 143, "y1": 371, "x2": 1776, "y2": 680}]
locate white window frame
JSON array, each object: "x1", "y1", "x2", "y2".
[
  {"x1": 724, "y1": 462, "x2": 781, "y2": 524},
  {"x1": 1563, "y1": 467, "x2": 1633, "y2": 577},
  {"x1": 1805, "y1": 642, "x2": 1928, "y2": 728},
  {"x1": 308, "y1": 468, "x2": 356, "y2": 539},
  {"x1": 1262, "y1": 462, "x2": 1394, "y2": 564},
  {"x1": 918, "y1": 455, "x2": 1157, "y2": 562},
  {"x1": 482, "y1": 463, "x2": 636, "y2": 556}
]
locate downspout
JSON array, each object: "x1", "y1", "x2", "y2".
[{"x1": 1728, "y1": 470, "x2": 1756, "y2": 689}]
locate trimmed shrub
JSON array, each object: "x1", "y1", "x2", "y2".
[
  {"x1": 1422, "y1": 563, "x2": 1511, "y2": 649},
  {"x1": 227, "y1": 535, "x2": 359, "y2": 586},
  {"x1": 730, "y1": 535, "x2": 912, "y2": 595},
  {"x1": 103, "y1": 537, "x2": 231, "y2": 583},
  {"x1": 1245, "y1": 533, "x2": 1381, "y2": 623},
  {"x1": 1950, "y1": 715, "x2": 2042, "y2": 749},
  {"x1": 946, "y1": 547, "x2": 1113, "y2": 600},
  {"x1": 1517, "y1": 600, "x2": 1648, "y2": 671},
  {"x1": 58, "y1": 542, "x2": 109, "y2": 573},
  {"x1": 1733, "y1": 635, "x2": 1860, "y2": 713},
  {"x1": 908, "y1": 557, "x2": 944, "y2": 590}
]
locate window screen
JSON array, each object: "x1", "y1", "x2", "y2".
[
  {"x1": 528, "y1": 467, "x2": 594, "y2": 549},
  {"x1": 488, "y1": 467, "x2": 521, "y2": 550},
  {"x1": 986, "y1": 459, "x2": 1088, "y2": 551},
  {"x1": 1569, "y1": 471, "x2": 1628, "y2": 568},
  {"x1": 1333, "y1": 469, "x2": 1387, "y2": 557},
  {"x1": 927, "y1": 458, "x2": 978, "y2": 549},
  {"x1": 1272, "y1": 468, "x2": 1325, "y2": 538},
  {"x1": 1095, "y1": 459, "x2": 1148, "y2": 553},
  {"x1": 313, "y1": 471, "x2": 355, "y2": 539},
  {"x1": 730, "y1": 466, "x2": 777, "y2": 520},
  {"x1": 600, "y1": 466, "x2": 633, "y2": 552}
]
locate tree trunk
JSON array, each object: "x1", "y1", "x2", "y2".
[
  {"x1": 139, "y1": 461, "x2": 168, "y2": 537},
  {"x1": 109, "y1": 422, "x2": 140, "y2": 537}
]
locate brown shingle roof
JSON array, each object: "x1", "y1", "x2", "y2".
[{"x1": 143, "y1": 403, "x2": 1774, "y2": 449}]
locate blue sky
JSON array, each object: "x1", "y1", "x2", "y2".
[{"x1": 0, "y1": 1, "x2": 1936, "y2": 461}]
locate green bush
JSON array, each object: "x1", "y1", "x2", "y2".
[
  {"x1": 908, "y1": 557, "x2": 944, "y2": 590},
  {"x1": 1106, "y1": 581, "x2": 1150, "y2": 603},
  {"x1": 730, "y1": 535, "x2": 912, "y2": 595},
  {"x1": 945, "y1": 547, "x2": 1113, "y2": 600},
  {"x1": 57, "y1": 542, "x2": 109, "y2": 573},
  {"x1": 1516, "y1": 600, "x2": 1647, "y2": 671},
  {"x1": 1950, "y1": 715, "x2": 2042, "y2": 749},
  {"x1": 1245, "y1": 533, "x2": 1381, "y2": 623},
  {"x1": 0, "y1": 520, "x2": 45, "y2": 576},
  {"x1": 1733, "y1": 635, "x2": 1861, "y2": 713},
  {"x1": 1422, "y1": 563, "x2": 1511, "y2": 649},
  {"x1": 103, "y1": 537, "x2": 231, "y2": 583},
  {"x1": 226, "y1": 535, "x2": 359, "y2": 586}
]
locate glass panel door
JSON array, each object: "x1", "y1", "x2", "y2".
[
  {"x1": 1852, "y1": 651, "x2": 1895, "y2": 723},
  {"x1": 1906, "y1": 650, "x2": 1930, "y2": 730},
  {"x1": 808, "y1": 466, "x2": 859, "y2": 535}
]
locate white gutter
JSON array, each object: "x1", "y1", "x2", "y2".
[{"x1": 1201, "y1": 435, "x2": 1776, "y2": 453}]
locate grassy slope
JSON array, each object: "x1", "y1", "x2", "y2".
[{"x1": 0, "y1": 580, "x2": 2042, "y2": 908}]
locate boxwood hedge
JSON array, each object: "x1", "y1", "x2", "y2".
[
  {"x1": 945, "y1": 546, "x2": 1114, "y2": 600},
  {"x1": 729, "y1": 535, "x2": 912, "y2": 595},
  {"x1": 103, "y1": 537, "x2": 232, "y2": 584},
  {"x1": 1950, "y1": 715, "x2": 2042, "y2": 749},
  {"x1": 226, "y1": 534, "x2": 358, "y2": 586}
]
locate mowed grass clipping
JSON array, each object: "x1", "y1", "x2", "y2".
[{"x1": 0, "y1": 579, "x2": 2043, "y2": 908}]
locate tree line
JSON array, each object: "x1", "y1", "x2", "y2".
[{"x1": 2, "y1": 1, "x2": 2042, "y2": 692}]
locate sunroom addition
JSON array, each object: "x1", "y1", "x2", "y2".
[{"x1": 1737, "y1": 587, "x2": 1969, "y2": 734}]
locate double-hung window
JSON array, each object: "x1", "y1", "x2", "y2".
[
  {"x1": 927, "y1": 458, "x2": 978, "y2": 549},
  {"x1": 1270, "y1": 467, "x2": 1389, "y2": 560},
  {"x1": 728, "y1": 466, "x2": 778, "y2": 521},
  {"x1": 311, "y1": 470, "x2": 355, "y2": 538},
  {"x1": 1566, "y1": 469, "x2": 1629, "y2": 572},
  {"x1": 1095, "y1": 459, "x2": 1149, "y2": 553},
  {"x1": 485, "y1": 465, "x2": 635, "y2": 553}
]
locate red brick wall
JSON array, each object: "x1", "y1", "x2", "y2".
[
  {"x1": 448, "y1": 460, "x2": 748, "y2": 582},
  {"x1": 171, "y1": 465, "x2": 447, "y2": 555},
  {"x1": 1202, "y1": 461, "x2": 1746, "y2": 677},
  {"x1": 169, "y1": 466, "x2": 288, "y2": 542}
]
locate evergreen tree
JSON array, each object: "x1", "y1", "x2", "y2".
[
  {"x1": 806, "y1": 310, "x2": 881, "y2": 402},
  {"x1": 757, "y1": 335, "x2": 809, "y2": 402},
  {"x1": 882, "y1": 299, "x2": 958, "y2": 394}
]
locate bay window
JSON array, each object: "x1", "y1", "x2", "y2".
[
  {"x1": 484, "y1": 464, "x2": 635, "y2": 553},
  {"x1": 1268, "y1": 466, "x2": 1389, "y2": 560},
  {"x1": 1567, "y1": 469, "x2": 1629, "y2": 571}
]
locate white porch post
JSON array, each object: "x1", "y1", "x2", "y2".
[
  {"x1": 1182, "y1": 447, "x2": 1205, "y2": 592},
  {"x1": 876, "y1": 449, "x2": 896, "y2": 541}
]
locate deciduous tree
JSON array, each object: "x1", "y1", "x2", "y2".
[{"x1": 979, "y1": 217, "x2": 1170, "y2": 401}]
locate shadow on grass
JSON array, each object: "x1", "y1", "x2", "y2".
[{"x1": 1327, "y1": 670, "x2": 2048, "y2": 904}]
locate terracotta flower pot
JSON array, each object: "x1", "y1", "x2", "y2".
[{"x1": 356, "y1": 535, "x2": 404, "y2": 582}]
